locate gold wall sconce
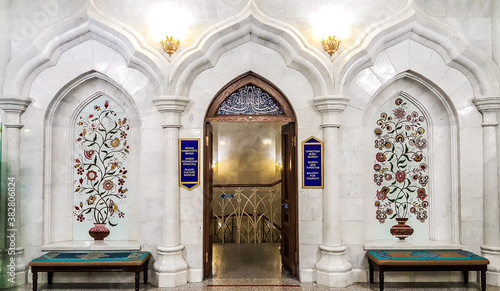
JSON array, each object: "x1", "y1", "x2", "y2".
[
  {"x1": 161, "y1": 36, "x2": 179, "y2": 56},
  {"x1": 150, "y1": 3, "x2": 190, "y2": 58},
  {"x1": 312, "y1": 6, "x2": 349, "y2": 60},
  {"x1": 322, "y1": 35, "x2": 341, "y2": 57}
]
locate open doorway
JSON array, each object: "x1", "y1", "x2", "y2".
[
  {"x1": 211, "y1": 122, "x2": 284, "y2": 279},
  {"x1": 203, "y1": 72, "x2": 298, "y2": 279}
]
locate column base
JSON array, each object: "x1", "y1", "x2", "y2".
[
  {"x1": 156, "y1": 270, "x2": 188, "y2": 287},
  {"x1": 482, "y1": 245, "x2": 500, "y2": 286},
  {"x1": 153, "y1": 245, "x2": 188, "y2": 287},
  {"x1": 315, "y1": 245, "x2": 354, "y2": 287},
  {"x1": 1, "y1": 247, "x2": 26, "y2": 288}
]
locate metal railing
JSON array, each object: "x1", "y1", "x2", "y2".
[{"x1": 213, "y1": 180, "x2": 281, "y2": 244}]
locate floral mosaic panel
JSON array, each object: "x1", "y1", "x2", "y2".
[
  {"x1": 73, "y1": 98, "x2": 129, "y2": 239},
  {"x1": 217, "y1": 85, "x2": 283, "y2": 115},
  {"x1": 374, "y1": 96, "x2": 429, "y2": 224}
]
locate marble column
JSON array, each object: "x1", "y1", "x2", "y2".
[
  {"x1": 0, "y1": 96, "x2": 31, "y2": 288},
  {"x1": 473, "y1": 97, "x2": 500, "y2": 286},
  {"x1": 313, "y1": 95, "x2": 353, "y2": 287},
  {"x1": 153, "y1": 95, "x2": 190, "y2": 287}
]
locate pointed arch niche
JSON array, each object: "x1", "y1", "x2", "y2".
[
  {"x1": 43, "y1": 72, "x2": 141, "y2": 244},
  {"x1": 362, "y1": 71, "x2": 459, "y2": 244}
]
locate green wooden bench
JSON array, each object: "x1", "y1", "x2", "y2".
[
  {"x1": 366, "y1": 250, "x2": 489, "y2": 291},
  {"x1": 29, "y1": 251, "x2": 151, "y2": 291}
]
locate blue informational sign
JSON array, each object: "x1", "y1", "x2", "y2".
[
  {"x1": 179, "y1": 139, "x2": 200, "y2": 190},
  {"x1": 302, "y1": 136, "x2": 323, "y2": 188}
]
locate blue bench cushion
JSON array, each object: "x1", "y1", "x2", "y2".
[
  {"x1": 30, "y1": 251, "x2": 150, "y2": 267},
  {"x1": 367, "y1": 250, "x2": 489, "y2": 266}
]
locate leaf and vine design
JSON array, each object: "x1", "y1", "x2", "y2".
[
  {"x1": 374, "y1": 97, "x2": 429, "y2": 223},
  {"x1": 73, "y1": 99, "x2": 129, "y2": 227}
]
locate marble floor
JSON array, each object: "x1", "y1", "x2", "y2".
[{"x1": 12, "y1": 243, "x2": 500, "y2": 290}]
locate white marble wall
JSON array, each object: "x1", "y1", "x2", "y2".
[{"x1": 0, "y1": 0, "x2": 498, "y2": 287}]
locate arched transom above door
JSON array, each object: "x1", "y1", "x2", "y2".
[{"x1": 205, "y1": 72, "x2": 296, "y2": 122}]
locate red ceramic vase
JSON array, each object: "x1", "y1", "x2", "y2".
[
  {"x1": 89, "y1": 223, "x2": 110, "y2": 240},
  {"x1": 390, "y1": 218, "x2": 414, "y2": 240}
]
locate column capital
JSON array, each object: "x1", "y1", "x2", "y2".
[
  {"x1": 472, "y1": 96, "x2": 500, "y2": 113},
  {"x1": 313, "y1": 95, "x2": 350, "y2": 113},
  {"x1": 473, "y1": 96, "x2": 500, "y2": 125},
  {"x1": 0, "y1": 96, "x2": 32, "y2": 127},
  {"x1": 0, "y1": 96, "x2": 32, "y2": 112},
  {"x1": 153, "y1": 95, "x2": 190, "y2": 128},
  {"x1": 153, "y1": 95, "x2": 190, "y2": 113},
  {"x1": 313, "y1": 95, "x2": 350, "y2": 128}
]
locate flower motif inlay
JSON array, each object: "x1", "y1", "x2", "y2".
[
  {"x1": 73, "y1": 98, "x2": 129, "y2": 229},
  {"x1": 374, "y1": 96, "x2": 429, "y2": 223}
]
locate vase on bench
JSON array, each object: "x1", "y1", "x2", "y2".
[
  {"x1": 89, "y1": 223, "x2": 110, "y2": 240},
  {"x1": 389, "y1": 218, "x2": 414, "y2": 240}
]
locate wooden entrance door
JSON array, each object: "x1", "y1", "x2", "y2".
[
  {"x1": 202, "y1": 72, "x2": 299, "y2": 279},
  {"x1": 281, "y1": 122, "x2": 298, "y2": 276},
  {"x1": 203, "y1": 122, "x2": 214, "y2": 277}
]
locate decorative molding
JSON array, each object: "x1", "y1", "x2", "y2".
[
  {"x1": 318, "y1": 244, "x2": 347, "y2": 253},
  {"x1": 481, "y1": 122, "x2": 499, "y2": 128},
  {"x1": 2, "y1": 0, "x2": 167, "y2": 97},
  {"x1": 4, "y1": 0, "x2": 497, "y2": 108},
  {"x1": 335, "y1": 0, "x2": 500, "y2": 97},
  {"x1": 372, "y1": 72, "x2": 452, "y2": 111},
  {"x1": 169, "y1": 0, "x2": 332, "y2": 97},
  {"x1": 3, "y1": 124, "x2": 24, "y2": 129},
  {"x1": 482, "y1": 245, "x2": 500, "y2": 253},
  {"x1": 157, "y1": 245, "x2": 185, "y2": 253}
]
